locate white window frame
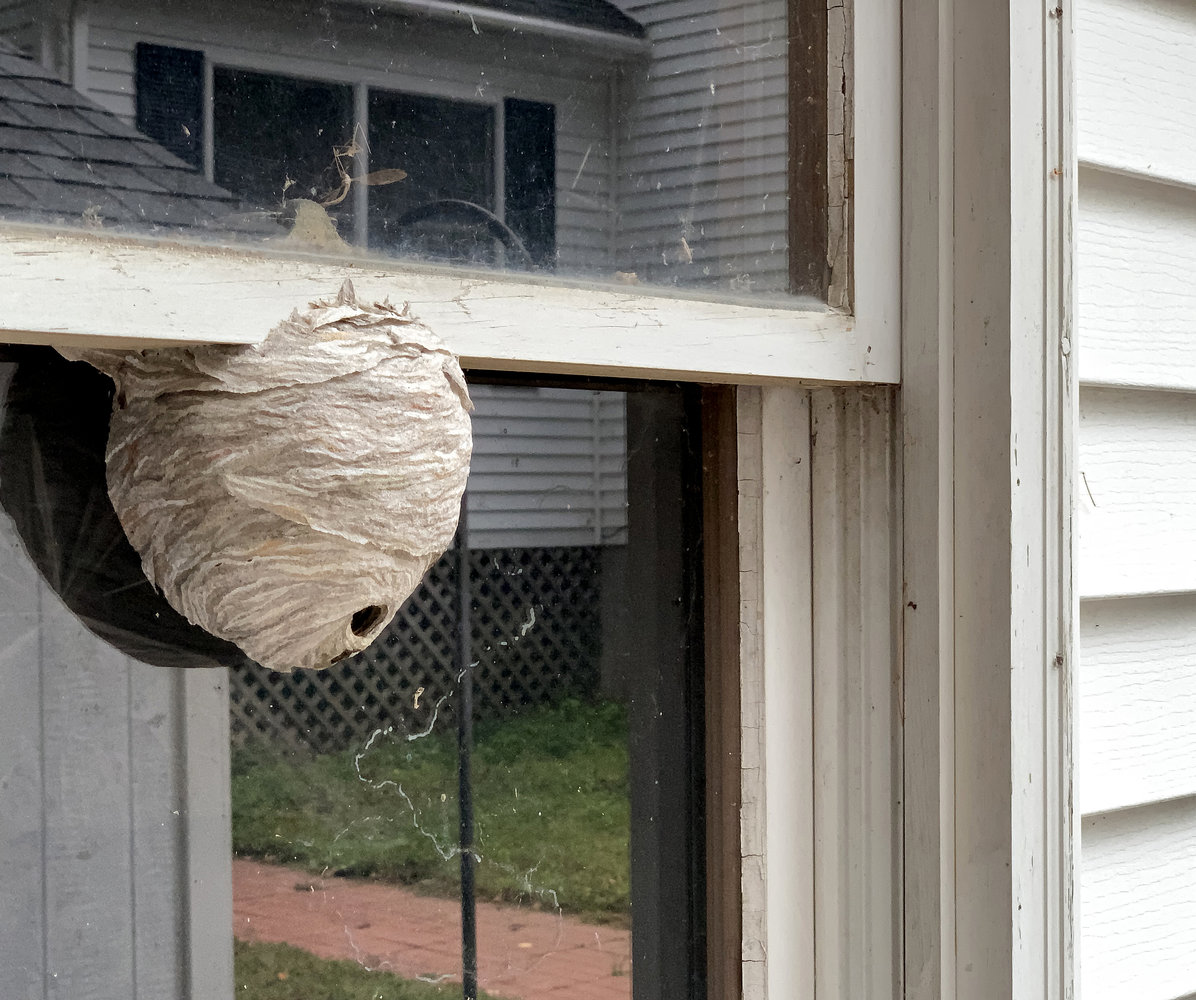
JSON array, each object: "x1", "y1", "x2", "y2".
[
  {"x1": 900, "y1": 0, "x2": 1077, "y2": 997},
  {"x1": 1, "y1": 5, "x2": 902, "y2": 996}
]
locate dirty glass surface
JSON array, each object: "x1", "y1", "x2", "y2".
[
  {"x1": 0, "y1": 351, "x2": 709, "y2": 999},
  {"x1": 0, "y1": 0, "x2": 820, "y2": 301},
  {"x1": 225, "y1": 381, "x2": 707, "y2": 1000}
]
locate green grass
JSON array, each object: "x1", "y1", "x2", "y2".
[
  {"x1": 233, "y1": 938, "x2": 497, "y2": 999},
  {"x1": 231, "y1": 698, "x2": 631, "y2": 925}
]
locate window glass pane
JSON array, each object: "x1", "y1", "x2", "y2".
[
  {"x1": 503, "y1": 98, "x2": 556, "y2": 269},
  {"x1": 0, "y1": 349, "x2": 711, "y2": 998},
  {"x1": 214, "y1": 68, "x2": 355, "y2": 212},
  {"x1": 223, "y1": 381, "x2": 706, "y2": 999},
  {"x1": 136, "y1": 43, "x2": 204, "y2": 170},
  {"x1": 0, "y1": 0, "x2": 823, "y2": 301},
  {"x1": 367, "y1": 90, "x2": 496, "y2": 261}
]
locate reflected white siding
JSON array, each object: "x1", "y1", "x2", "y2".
[
  {"x1": 1077, "y1": 0, "x2": 1196, "y2": 996},
  {"x1": 614, "y1": 0, "x2": 789, "y2": 292},
  {"x1": 468, "y1": 384, "x2": 627, "y2": 549}
]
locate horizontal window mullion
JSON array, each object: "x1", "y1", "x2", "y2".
[{"x1": 1, "y1": 225, "x2": 891, "y2": 384}]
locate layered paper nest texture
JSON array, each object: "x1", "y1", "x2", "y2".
[{"x1": 62, "y1": 281, "x2": 473, "y2": 671}]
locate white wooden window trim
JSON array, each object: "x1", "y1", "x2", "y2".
[
  {"x1": 0, "y1": 0, "x2": 900, "y2": 385},
  {"x1": 0, "y1": 226, "x2": 869, "y2": 383},
  {"x1": 809, "y1": 385, "x2": 902, "y2": 998},
  {"x1": 737, "y1": 386, "x2": 816, "y2": 998},
  {"x1": 901, "y1": 0, "x2": 1076, "y2": 996},
  {"x1": 739, "y1": 381, "x2": 901, "y2": 1000}
]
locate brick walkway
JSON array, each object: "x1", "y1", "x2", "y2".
[{"x1": 233, "y1": 858, "x2": 632, "y2": 999}]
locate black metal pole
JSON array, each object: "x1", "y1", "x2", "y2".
[{"x1": 456, "y1": 496, "x2": 478, "y2": 1000}]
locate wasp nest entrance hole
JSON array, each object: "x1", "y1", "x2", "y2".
[{"x1": 351, "y1": 604, "x2": 387, "y2": 637}]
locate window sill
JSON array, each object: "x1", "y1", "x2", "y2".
[{"x1": 0, "y1": 224, "x2": 897, "y2": 384}]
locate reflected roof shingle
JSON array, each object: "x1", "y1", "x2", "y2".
[{"x1": 0, "y1": 40, "x2": 247, "y2": 232}]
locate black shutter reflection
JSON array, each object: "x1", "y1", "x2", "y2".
[
  {"x1": 503, "y1": 99, "x2": 556, "y2": 269},
  {"x1": 134, "y1": 43, "x2": 204, "y2": 170}
]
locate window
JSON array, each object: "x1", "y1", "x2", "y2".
[
  {"x1": 0, "y1": 1, "x2": 903, "y2": 996},
  {"x1": 142, "y1": 52, "x2": 559, "y2": 268},
  {"x1": 210, "y1": 68, "x2": 358, "y2": 220}
]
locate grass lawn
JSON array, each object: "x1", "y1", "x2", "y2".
[
  {"x1": 234, "y1": 939, "x2": 498, "y2": 999},
  {"x1": 231, "y1": 698, "x2": 631, "y2": 925}
]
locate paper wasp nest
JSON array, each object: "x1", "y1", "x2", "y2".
[{"x1": 61, "y1": 280, "x2": 472, "y2": 671}]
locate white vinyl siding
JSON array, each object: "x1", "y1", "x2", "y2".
[
  {"x1": 1082, "y1": 800, "x2": 1196, "y2": 1000},
  {"x1": 1080, "y1": 596, "x2": 1196, "y2": 816},
  {"x1": 1078, "y1": 388, "x2": 1196, "y2": 598},
  {"x1": 1077, "y1": 171, "x2": 1196, "y2": 393},
  {"x1": 1077, "y1": 0, "x2": 1196, "y2": 996},
  {"x1": 468, "y1": 385, "x2": 627, "y2": 549},
  {"x1": 614, "y1": 0, "x2": 789, "y2": 293},
  {"x1": 80, "y1": 1, "x2": 617, "y2": 274}
]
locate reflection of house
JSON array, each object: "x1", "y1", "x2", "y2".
[
  {"x1": 1, "y1": 0, "x2": 791, "y2": 290},
  {"x1": 3, "y1": 0, "x2": 644, "y2": 272}
]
